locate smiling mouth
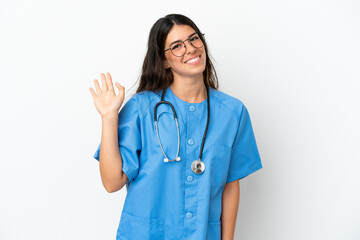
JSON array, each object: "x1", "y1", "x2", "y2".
[{"x1": 185, "y1": 55, "x2": 201, "y2": 64}]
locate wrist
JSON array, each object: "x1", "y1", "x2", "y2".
[{"x1": 101, "y1": 112, "x2": 118, "y2": 121}]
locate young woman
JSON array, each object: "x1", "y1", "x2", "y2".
[{"x1": 89, "y1": 14, "x2": 262, "y2": 240}]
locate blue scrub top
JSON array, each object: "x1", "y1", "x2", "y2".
[{"x1": 93, "y1": 86, "x2": 262, "y2": 240}]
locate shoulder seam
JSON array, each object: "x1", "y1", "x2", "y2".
[
  {"x1": 136, "y1": 92, "x2": 159, "y2": 120},
  {"x1": 211, "y1": 91, "x2": 243, "y2": 121}
]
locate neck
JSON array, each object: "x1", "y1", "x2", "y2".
[{"x1": 169, "y1": 75, "x2": 207, "y2": 103}]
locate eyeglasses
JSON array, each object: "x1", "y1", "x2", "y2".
[{"x1": 164, "y1": 33, "x2": 205, "y2": 57}]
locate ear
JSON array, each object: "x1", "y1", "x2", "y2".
[{"x1": 164, "y1": 60, "x2": 170, "y2": 69}]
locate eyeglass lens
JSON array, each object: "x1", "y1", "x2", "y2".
[{"x1": 170, "y1": 34, "x2": 203, "y2": 57}]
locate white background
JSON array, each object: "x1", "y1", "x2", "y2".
[{"x1": 0, "y1": 0, "x2": 359, "y2": 239}]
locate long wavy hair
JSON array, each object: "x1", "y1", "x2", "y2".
[{"x1": 135, "y1": 14, "x2": 218, "y2": 94}]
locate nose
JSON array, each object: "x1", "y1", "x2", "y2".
[{"x1": 184, "y1": 40, "x2": 196, "y2": 54}]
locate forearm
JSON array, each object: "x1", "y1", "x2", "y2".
[
  {"x1": 99, "y1": 114, "x2": 124, "y2": 192},
  {"x1": 221, "y1": 180, "x2": 240, "y2": 240}
]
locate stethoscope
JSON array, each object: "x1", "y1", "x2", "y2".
[{"x1": 154, "y1": 85, "x2": 210, "y2": 174}]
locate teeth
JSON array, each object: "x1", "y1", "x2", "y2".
[{"x1": 187, "y1": 57, "x2": 199, "y2": 63}]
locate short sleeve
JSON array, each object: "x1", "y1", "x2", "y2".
[
  {"x1": 226, "y1": 104, "x2": 262, "y2": 183},
  {"x1": 93, "y1": 96, "x2": 141, "y2": 183}
]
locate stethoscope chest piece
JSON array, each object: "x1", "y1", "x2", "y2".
[{"x1": 191, "y1": 159, "x2": 205, "y2": 174}]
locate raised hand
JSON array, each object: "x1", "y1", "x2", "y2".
[{"x1": 89, "y1": 72, "x2": 125, "y2": 118}]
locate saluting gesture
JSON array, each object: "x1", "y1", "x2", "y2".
[
  {"x1": 90, "y1": 14, "x2": 263, "y2": 240},
  {"x1": 89, "y1": 72, "x2": 125, "y2": 118}
]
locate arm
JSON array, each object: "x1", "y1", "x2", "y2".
[
  {"x1": 90, "y1": 72, "x2": 128, "y2": 193},
  {"x1": 99, "y1": 113, "x2": 128, "y2": 193},
  {"x1": 221, "y1": 180, "x2": 240, "y2": 240}
]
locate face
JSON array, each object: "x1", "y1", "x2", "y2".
[{"x1": 163, "y1": 24, "x2": 206, "y2": 80}]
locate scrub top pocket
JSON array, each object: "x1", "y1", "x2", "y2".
[
  {"x1": 117, "y1": 212, "x2": 165, "y2": 240},
  {"x1": 208, "y1": 145, "x2": 231, "y2": 190}
]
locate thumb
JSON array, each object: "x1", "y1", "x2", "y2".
[{"x1": 115, "y1": 82, "x2": 125, "y2": 96}]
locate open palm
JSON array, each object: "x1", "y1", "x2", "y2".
[{"x1": 89, "y1": 72, "x2": 125, "y2": 118}]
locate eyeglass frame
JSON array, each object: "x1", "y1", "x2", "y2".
[{"x1": 163, "y1": 33, "x2": 205, "y2": 57}]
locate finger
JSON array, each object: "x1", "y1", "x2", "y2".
[
  {"x1": 94, "y1": 79, "x2": 102, "y2": 94},
  {"x1": 89, "y1": 87, "x2": 97, "y2": 98},
  {"x1": 101, "y1": 73, "x2": 108, "y2": 91},
  {"x1": 106, "y1": 72, "x2": 114, "y2": 91},
  {"x1": 115, "y1": 82, "x2": 125, "y2": 96},
  {"x1": 115, "y1": 81, "x2": 125, "y2": 91}
]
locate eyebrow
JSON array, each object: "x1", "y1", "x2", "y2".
[{"x1": 169, "y1": 32, "x2": 197, "y2": 46}]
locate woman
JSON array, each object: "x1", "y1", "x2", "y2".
[{"x1": 89, "y1": 14, "x2": 262, "y2": 240}]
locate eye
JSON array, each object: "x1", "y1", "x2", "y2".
[
  {"x1": 191, "y1": 36, "x2": 199, "y2": 41},
  {"x1": 171, "y1": 43, "x2": 182, "y2": 50}
]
